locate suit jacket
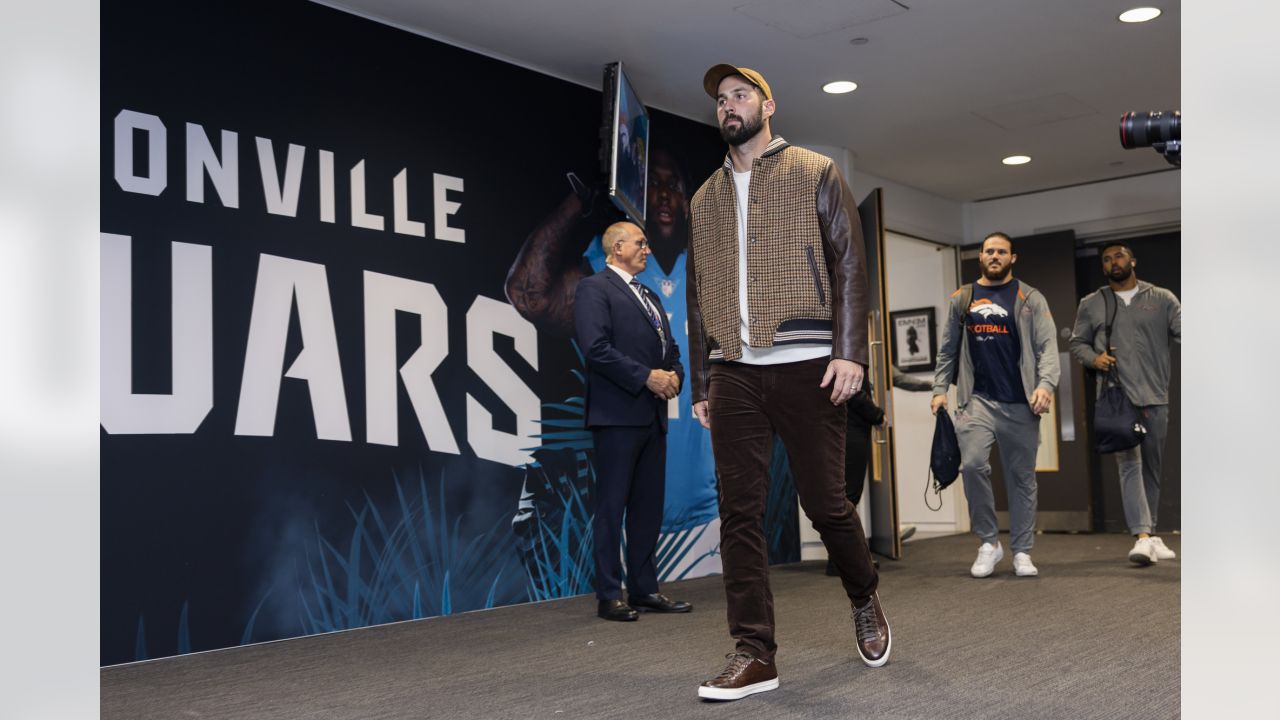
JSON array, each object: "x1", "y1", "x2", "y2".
[{"x1": 574, "y1": 268, "x2": 683, "y2": 431}]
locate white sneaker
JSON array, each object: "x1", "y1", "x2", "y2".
[
  {"x1": 1128, "y1": 537, "x2": 1157, "y2": 566},
  {"x1": 970, "y1": 541, "x2": 1004, "y2": 578},
  {"x1": 1012, "y1": 552, "x2": 1038, "y2": 577},
  {"x1": 1149, "y1": 536, "x2": 1177, "y2": 560}
]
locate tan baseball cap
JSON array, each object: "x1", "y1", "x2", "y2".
[{"x1": 702, "y1": 64, "x2": 772, "y2": 101}]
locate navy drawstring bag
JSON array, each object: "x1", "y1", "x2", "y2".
[{"x1": 926, "y1": 409, "x2": 961, "y2": 510}]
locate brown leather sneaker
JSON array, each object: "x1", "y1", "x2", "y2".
[
  {"x1": 852, "y1": 592, "x2": 891, "y2": 667},
  {"x1": 697, "y1": 652, "x2": 779, "y2": 701}
]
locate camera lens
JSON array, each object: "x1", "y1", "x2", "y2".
[{"x1": 1119, "y1": 111, "x2": 1180, "y2": 149}]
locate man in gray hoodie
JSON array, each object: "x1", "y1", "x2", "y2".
[
  {"x1": 932, "y1": 232, "x2": 1060, "y2": 578},
  {"x1": 1069, "y1": 242, "x2": 1181, "y2": 566}
]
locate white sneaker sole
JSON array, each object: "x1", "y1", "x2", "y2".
[
  {"x1": 1128, "y1": 551, "x2": 1156, "y2": 566},
  {"x1": 1015, "y1": 566, "x2": 1038, "y2": 577},
  {"x1": 698, "y1": 678, "x2": 779, "y2": 701}
]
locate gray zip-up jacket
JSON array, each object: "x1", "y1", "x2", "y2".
[
  {"x1": 1069, "y1": 280, "x2": 1181, "y2": 406},
  {"x1": 933, "y1": 280, "x2": 1060, "y2": 409}
]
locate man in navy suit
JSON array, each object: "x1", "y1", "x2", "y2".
[{"x1": 575, "y1": 221, "x2": 693, "y2": 621}]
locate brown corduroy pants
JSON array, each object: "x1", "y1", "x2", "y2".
[{"x1": 708, "y1": 357, "x2": 879, "y2": 662}]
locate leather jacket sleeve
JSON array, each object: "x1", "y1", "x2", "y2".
[
  {"x1": 816, "y1": 162, "x2": 870, "y2": 366},
  {"x1": 686, "y1": 219, "x2": 712, "y2": 404}
]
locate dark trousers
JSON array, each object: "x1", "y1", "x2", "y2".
[
  {"x1": 591, "y1": 419, "x2": 665, "y2": 601},
  {"x1": 709, "y1": 357, "x2": 879, "y2": 661},
  {"x1": 845, "y1": 412, "x2": 873, "y2": 506}
]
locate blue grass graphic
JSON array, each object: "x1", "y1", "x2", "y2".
[
  {"x1": 517, "y1": 340, "x2": 597, "y2": 601},
  {"x1": 290, "y1": 471, "x2": 515, "y2": 637},
  {"x1": 656, "y1": 508, "x2": 719, "y2": 582},
  {"x1": 176, "y1": 601, "x2": 191, "y2": 654},
  {"x1": 520, "y1": 464, "x2": 595, "y2": 601},
  {"x1": 240, "y1": 589, "x2": 273, "y2": 646},
  {"x1": 132, "y1": 600, "x2": 192, "y2": 661}
]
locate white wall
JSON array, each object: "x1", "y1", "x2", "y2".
[
  {"x1": 849, "y1": 169, "x2": 967, "y2": 246},
  {"x1": 800, "y1": 143, "x2": 855, "y2": 181},
  {"x1": 800, "y1": 143, "x2": 966, "y2": 245},
  {"x1": 804, "y1": 142, "x2": 1180, "y2": 248},
  {"x1": 965, "y1": 170, "x2": 1180, "y2": 244},
  {"x1": 884, "y1": 232, "x2": 967, "y2": 534}
]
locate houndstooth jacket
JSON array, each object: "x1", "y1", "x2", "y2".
[{"x1": 687, "y1": 137, "x2": 871, "y2": 403}]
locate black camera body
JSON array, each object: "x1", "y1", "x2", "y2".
[{"x1": 1120, "y1": 111, "x2": 1180, "y2": 167}]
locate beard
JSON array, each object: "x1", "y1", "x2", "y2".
[
  {"x1": 981, "y1": 262, "x2": 1012, "y2": 282},
  {"x1": 1107, "y1": 265, "x2": 1134, "y2": 281},
  {"x1": 720, "y1": 112, "x2": 765, "y2": 146}
]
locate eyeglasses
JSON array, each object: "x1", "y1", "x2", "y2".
[{"x1": 612, "y1": 238, "x2": 649, "y2": 252}]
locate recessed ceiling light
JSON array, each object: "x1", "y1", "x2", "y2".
[
  {"x1": 1118, "y1": 7, "x2": 1161, "y2": 22},
  {"x1": 1002, "y1": 155, "x2": 1031, "y2": 165},
  {"x1": 822, "y1": 81, "x2": 858, "y2": 94}
]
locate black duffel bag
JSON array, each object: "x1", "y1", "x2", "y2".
[
  {"x1": 1095, "y1": 377, "x2": 1146, "y2": 453},
  {"x1": 1094, "y1": 288, "x2": 1147, "y2": 453}
]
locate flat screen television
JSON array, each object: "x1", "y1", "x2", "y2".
[{"x1": 600, "y1": 61, "x2": 648, "y2": 224}]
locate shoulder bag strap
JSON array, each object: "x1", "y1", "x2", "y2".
[{"x1": 1101, "y1": 288, "x2": 1121, "y2": 389}]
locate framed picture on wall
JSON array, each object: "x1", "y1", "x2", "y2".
[{"x1": 889, "y1": 307, "x2": 937, "y2": 373}]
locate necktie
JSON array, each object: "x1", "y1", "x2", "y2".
[{"x1": 630, "y1": 280, "x2": 666, "y2": 351}]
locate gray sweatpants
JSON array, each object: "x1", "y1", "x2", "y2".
[
  {"x1": 956, "y1": 394, "x2": 1041, "y2": 554},
  {"x1": 1115, "y1": 404, "x2": 1170, "y2": 535}
]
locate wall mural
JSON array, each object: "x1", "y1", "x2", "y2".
[{"x1": 101, "y1": 0, "x2": 798, "y2": 665}]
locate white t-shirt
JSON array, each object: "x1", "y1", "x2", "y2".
[
  {"x1": 732, "y1": 169, "x2": 831, "y2": 365},
  {"x1": 1116, "y1": 286, "x2": 1140, "y2": 306}
]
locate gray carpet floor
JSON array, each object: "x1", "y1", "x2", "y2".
[{"x1": 102, "y1": 533, "x2": 1180, "y2": 720}]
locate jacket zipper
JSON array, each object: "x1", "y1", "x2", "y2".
[{"x1": 804, "y1": 246, "x2": 827, "y2": 306}]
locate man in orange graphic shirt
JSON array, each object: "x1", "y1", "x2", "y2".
[{"x1": 931, "y1": 232, "x2": 1060, "y2": 578}]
